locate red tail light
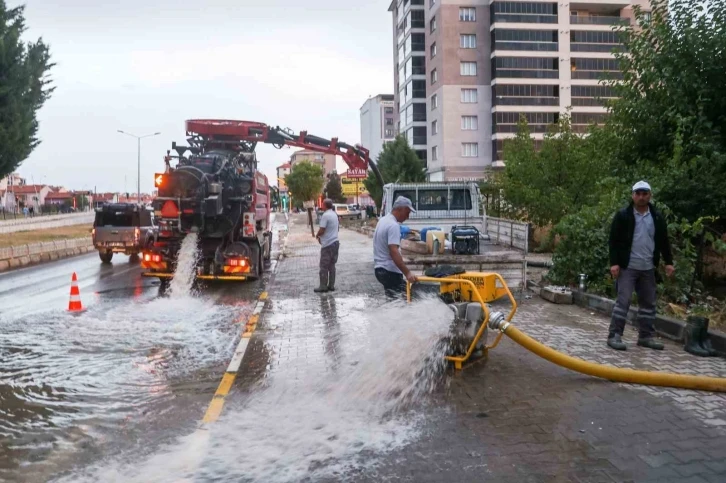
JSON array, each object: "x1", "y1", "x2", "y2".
[
  {"x1": 144, "y1": 253, "x2": 152, "y2": 262},
  {"x1": 228, "y1": 258, "x2": 247, "y2": 267}
]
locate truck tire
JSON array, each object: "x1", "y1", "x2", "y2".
[
  {"x1": 248, "y1": 243, "x2": 261, "y2": 281},
  {"x1": 263, "y1": 233, "x2": 272, "y2": 261},
  {"x1": 99, "y1": 250, "x2": 113, "y2": 264}
]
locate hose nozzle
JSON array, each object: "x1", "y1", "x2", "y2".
[{"x1": 488, "y1": 311, "x2": 507, "y2": 331}]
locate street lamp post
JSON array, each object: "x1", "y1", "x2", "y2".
[{"x1": 117, "y1": 130, "x2": 161, "y2": 202}]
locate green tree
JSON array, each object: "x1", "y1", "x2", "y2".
[
  {"x1": 323, "y1": 172, "x2": 346, "y2": 203},
  {"x1": 0, "y1": 2, "x2": 54, "y2": 179},
  {"x1": 498, "y1": 115, "x2": 608, "y2": 227},
  {"x1": 284, "y1": 161, "x2": 324, "y2": 205},
  {"x1": 363, "y1": 135, "x2": 426, "y2": 210},
  {"x1": 607, "y1": 0, "x2": 726, "y2": 222}
]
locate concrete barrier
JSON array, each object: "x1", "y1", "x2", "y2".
[
  {"x1": 0, "y1": 237, "x2": 94, "y2": 272},
  {"x1": 0, "y1": 212, "x2": 94, "y2": 234}
]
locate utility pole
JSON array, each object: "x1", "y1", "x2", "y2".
[{"x1": 117, "y1": 130, "x2": 161, "y2": 202}]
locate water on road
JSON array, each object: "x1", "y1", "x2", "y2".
[{"x1": 66, "y1": 298, "x2": 454, "y2": 483}]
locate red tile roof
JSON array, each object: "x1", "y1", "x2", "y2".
[
  {"x1": 278, "y1": 163, "x2": 291, "y2": 169},
  {"x1": 8, "y1": 185, "x2": 47, "y2": 194}
]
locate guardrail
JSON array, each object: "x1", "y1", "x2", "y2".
[
  {"x1": 0, "y1": 237, "x2": 94, "y2": 271},
  {"x1": 0, "y1": 212, "x2": 94, "y2": 234}
]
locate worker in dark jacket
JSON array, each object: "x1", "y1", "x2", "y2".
[{"x1": 607, "y1": 181, "x2": 675, "y2": 351}]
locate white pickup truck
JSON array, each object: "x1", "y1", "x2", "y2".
[{"x1": 380, "y1": 181, "x2": 488, "y2": 238}]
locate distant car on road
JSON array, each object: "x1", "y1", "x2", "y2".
[
  {"x1": 92, "y1": 203, "x2": 156, "y2": 263},
  {"x1": 335, "y1": 203, "x2": 361, "y2": 220}
]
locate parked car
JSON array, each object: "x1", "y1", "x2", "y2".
[{"x1": 92, "y1": 203, "x2": 156, "y2": 263}]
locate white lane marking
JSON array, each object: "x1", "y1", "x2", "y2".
[{"x1": 226, "y1": 338, "x2": 251, "y2": 373}]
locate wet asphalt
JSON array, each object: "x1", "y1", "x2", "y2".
[{"x1": 0, "y1": 219, "x2": 281, "y2": 482}]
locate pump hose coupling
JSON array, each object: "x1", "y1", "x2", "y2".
[{"x1": 488, "y1": 311, "x2": 508, "y2": 331}]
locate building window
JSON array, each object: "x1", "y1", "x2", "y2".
[
  {"x1": 432, "y1": 146, "x2": 439, "y2": 161},
  {"x1": 460, "y1": 34, "x2": 477, "y2": 49},
  {"x1": 385, "y1": 118, "x2": 394, "y2": 126},
  {"x1": 461, "y1": 143, "x2": 478, "y2": 157},
  {"x1": 430, "y1": 16, "x2": 437, "y2": 33},
  {"x1": 431, "y1": 69, "x2": 438, "y2": 85},
  {"x1": 492, "y1": 56, "x2": 559, "y2": 79},
  {"x1": 432, "y1": 120, "x2": 438, "y2": 135},
  {"x1": 461, "y1": 116, "x2": 478, "y2": 131},
  {"x1": 384, "y1": 107, "x2": 394, "y2": 114},
  {"x1": 385, "y1": 128, "x2": 395, "y2": 138},
  {"x1": 431, "y1": 93, "x2": 438, "y2": 110},
  {"x1": 461, "y1": 88, "x2": 478, "y2": 103},
  {"x1": 430, "y1": 42, "x2": 437, "y2": 59},
  {"x1": 491, "y1": 2, "x2": 558, "y2": 24},
  {"x1": 430, "y1": 0, "x2": 436, "y2": 6},
  {"x1": 460, "y1": 7, "x2": 476, "y2": 22},
  {"x1": 460, "y1": 62, "x2": 477, "y2": 76}
]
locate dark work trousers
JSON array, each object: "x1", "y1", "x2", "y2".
[
  {"x1": 319, "y1": 241, "x2": 340, "y2": 288},
  {"x1": 608, "y1": 268, "x2": 657, "y2": 339},
  {"x1": 374, "y1": 267, "x2": 407, "y2": 299}
]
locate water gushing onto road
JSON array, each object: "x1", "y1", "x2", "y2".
[
  {"x1": 168, "y1": 233, "x2": 199, "y2": 297},
  {"x1": 77, "y1": 297, "x2": 454, "y2": 482}
]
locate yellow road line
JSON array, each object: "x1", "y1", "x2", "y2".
[{"x1": 201, "y1": 291, "x2": 268, "y2": 424}]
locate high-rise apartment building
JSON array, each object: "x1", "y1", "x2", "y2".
[
  {"x1": 427, "y1": 1, "x2": 492, "y2": 180},
  {"x1": 389, "y1": 0, "x2": 648, "y2": 180},
  {"x1": 390, "y1": 0, "x2": 429, "y2": 166},
  {"x1": 360, "y1": 94, "x2": 396, "y2": 162},
  {"x1": 490, "y1": 0, "x2": 648, "y2": 163}
]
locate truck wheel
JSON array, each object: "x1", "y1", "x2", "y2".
[
  {"x1": 263, "y1": 234, "x2": 272, "y2": 261},
  {"x1": 99, "y1": 250, "x2": 113, "y2": 264},
  {"x1": 248, "y1": 244, "x2": 261, "y2": 281}
]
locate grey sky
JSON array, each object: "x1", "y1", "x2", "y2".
[{"x1": 15, "y1": 0, "x2": 393, "y2": 193}]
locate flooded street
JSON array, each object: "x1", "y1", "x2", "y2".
[{"x1": 0, "y1": 217, "x2": 283, "y2": 482}]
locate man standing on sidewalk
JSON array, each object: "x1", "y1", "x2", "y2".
[
  {"x1": 607, "y1": 181, "x2": 675, "y2": 351},
  {"x1": 314, "y1": 199, "x2": 339, "y2": 293},
  {"x1": 373, "y1": 196, "x2": 418, "y2": 298}
]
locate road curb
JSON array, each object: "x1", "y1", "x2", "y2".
[
  {"x1": 527, "y1": 279, "x2": 726, "y2": 356},
  {"x1": 201, "y1": 215, "x2": 287, "y2": 424}
]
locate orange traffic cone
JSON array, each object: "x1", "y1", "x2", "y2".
[{"x1": 68, "y1": 272, "x2": 83, "y2": 312}]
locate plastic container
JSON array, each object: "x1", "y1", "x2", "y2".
[
  {"x1": 400, "y1": 225, "x2": 412, "y2": 238},
  {"x1": 420, "y1": 227, "x2": 442, "y2": 244},
  {"x1": 426, "y1": 230, "x2": 446, "y2": 254}
]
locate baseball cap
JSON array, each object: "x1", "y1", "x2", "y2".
[
  {"x1": 392, "y1": 196, "x2": 417, "y2": 213},
  {"x1": 632, "y1": 180, "x2": 651, "y2": 192}
]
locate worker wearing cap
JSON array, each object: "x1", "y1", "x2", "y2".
[
  {"x1": 314, "y1": 198, "x2": 340, "y2": 293},
  {"x1": 373, "y1": 196, "x2": 418, "y2": 297},
  {"x1": 607, "y1": 181, "x2": 674, "y2": 351}
]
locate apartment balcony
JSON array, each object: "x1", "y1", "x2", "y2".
[{"x1": 571, "y1": 15, "x2": 630, "y2": 26}]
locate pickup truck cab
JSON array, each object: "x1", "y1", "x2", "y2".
[
  {"x1": 380, "y1": 181, "x2": 488, "y2": 237},
  {"x1": 92, "y1": 203, "x2": 156, "y2": 263}
]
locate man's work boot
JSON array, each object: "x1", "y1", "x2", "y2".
[
  {"x1": 684, "y1": 316, "x2": 711, "y2": 357},
  {"x1": 327, "y1": 273, "x2": 336, "y2": 292},
  {"x1": 637, "y1": 337, "x2": 664, "y2": 350},
  {"x1": 607, "y1": 333, "x2": 627, "y2": 351},
  {"x1": 314, "y1": 274, "x2": 329, "y2": 293},
  {"x1": 698, "y1": 316, "x2": 718, "y2": 357}
]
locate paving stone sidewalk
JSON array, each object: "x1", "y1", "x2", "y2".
[{"x1": 239, "y1": 213, "x2": 726, "y2": 483}]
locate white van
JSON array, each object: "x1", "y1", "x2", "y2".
[{"x1": 380, "y1": 181, "x2": 486, "y2": 236}]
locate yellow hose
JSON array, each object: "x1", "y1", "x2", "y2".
[{"x1": 500, "y1": 324, "x2": 726, "y2": 392}]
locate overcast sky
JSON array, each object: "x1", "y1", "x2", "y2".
[{"x1": 14, "y1": 0, "x2": 394, "y2": 194}]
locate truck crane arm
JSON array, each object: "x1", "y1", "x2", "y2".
[{"x1": 183, "y1": 119, "x2": 384, "y2": 188}]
